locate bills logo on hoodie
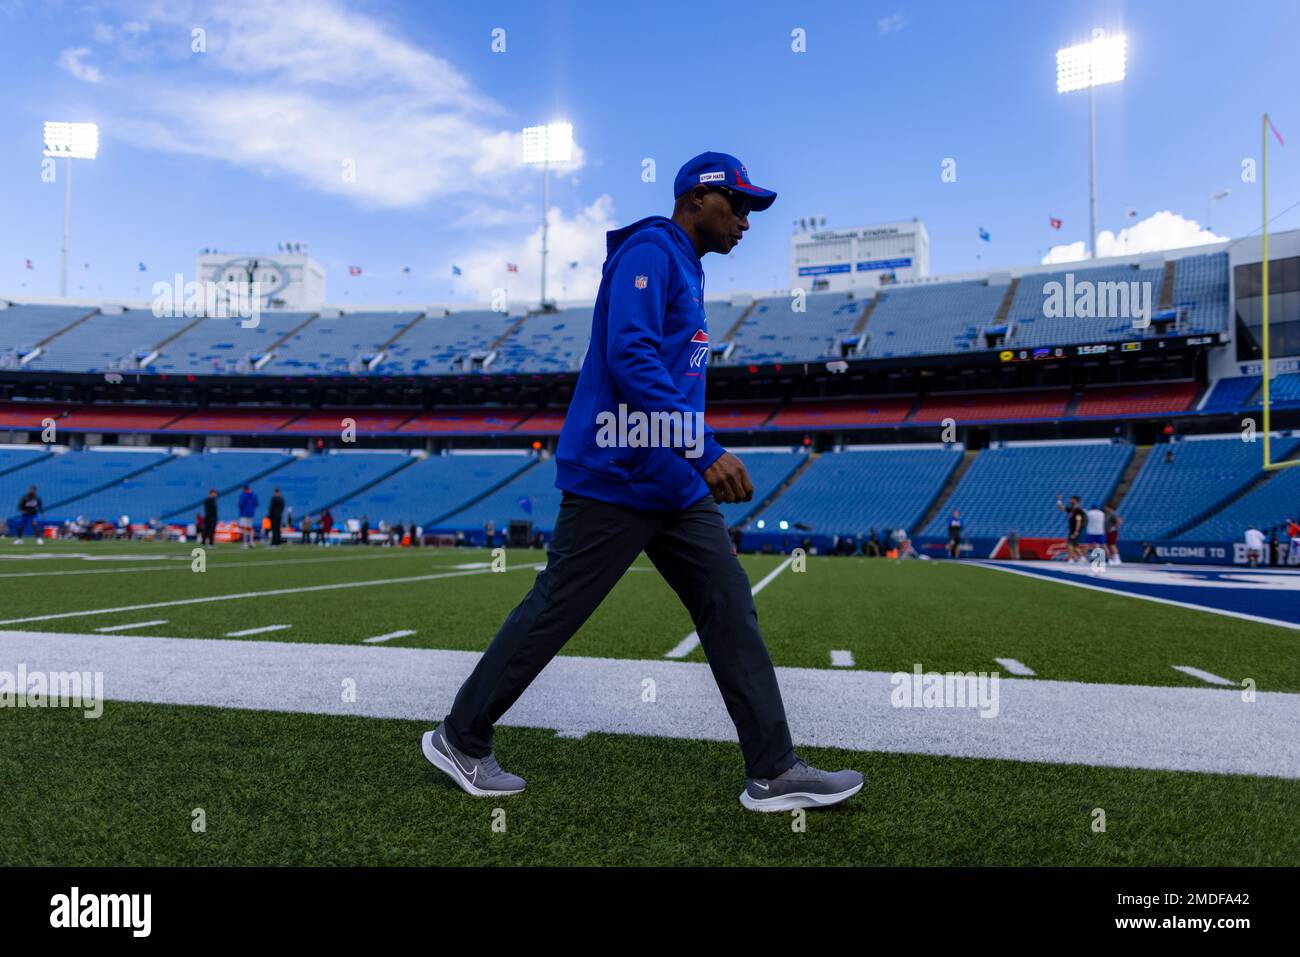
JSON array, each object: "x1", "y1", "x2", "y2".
[
  {"x1": 688, "y1": 328, "x2": 709, "y2": 373},
  {"x1": 634, "y1": 275, "x2": 648, "y2": 289}
]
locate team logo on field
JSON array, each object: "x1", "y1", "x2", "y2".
[{"x1": 634, "y1": 275, "x2": 648, "y2": 289}]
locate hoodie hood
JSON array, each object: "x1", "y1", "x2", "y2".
[{"x1": 603, "y1": 216, "x2": 699, "y2": 273}]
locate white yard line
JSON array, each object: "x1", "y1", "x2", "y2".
[
  {"x1": 1172, "y1": 665, "x2": 1235, "y2": 687},
  {"x1": 966, "y1": 561, "x2": 1300, "y2": 632},
  {"x1": 225, "y1": 624, "x2": 292, "y2": 637},
  {"x1": 0, "y1": 551, "x2": 475, "y2": 579},
  {"x1": 3, "y1": 629, "x2": 1297, "y2": 779},
  {"x1": 363, "y1": 630, "x2": 416, "y2": 644},
  {"x1": 0, "y1": 563, "x2": 537, "y2": 626},
  {"x1": 93, "y1": 620, "x2": 169, "y2": 633},
  {"x1": 665, "y1": 555, "x2": 796, "y2": 659},
  {"x1": 995, "y1": 657, "x2": 1037, "y2": 676},
  {"x1": 830, "y1": 649, "x2": 855, "y2": 667}
]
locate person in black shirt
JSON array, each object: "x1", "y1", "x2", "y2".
[
  {"x1": 202, "y1": 488, "x2": 218, "y2": 546},
  {"x1": 268, "y1": 487, "x2": 286, "y2": 547},
  {"x1": 13, "y1": 485, "x2": 44, "y2": 544},
  {"x1": 946, "y1": 509, "x2": 962, "y2": 559},
  {"x1": 1055, "y1": 494, "x2": 1085, "y2": 563}
]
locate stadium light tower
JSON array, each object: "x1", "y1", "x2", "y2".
[
  {"x1": 43, "y1": 121, "x2": 100, "y2": 298},
  {"x1": 521, "y1": 122, "x2": 573, "y2": 309},
  {"x1": 1056, "y1": 30, "x2": 1126, "y2": 259}
]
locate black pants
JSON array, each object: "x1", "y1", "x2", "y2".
[
  {"x1": 201, "y1": 524, "x2": 215, "y2": 546},
  {"x1": 270, "y1": 516, "x2": 282, "y2": 546},
  {"x1": 442, "y1": 491, "x2": 797, "y2": 779}
]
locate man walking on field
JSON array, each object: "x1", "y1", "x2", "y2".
[{"x1": 424, "y1": 152, "x2": 863, "y2": 812}]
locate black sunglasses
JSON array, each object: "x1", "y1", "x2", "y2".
[{"x1": 702, "y1": 184, "x2": 753, "y2": 218}]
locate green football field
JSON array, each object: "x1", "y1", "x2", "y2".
[{"x1": 0, "y1": 540, "x2": 1297, "y2": 866}]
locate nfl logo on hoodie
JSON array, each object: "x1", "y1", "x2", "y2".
[{"x1": 634, "y1": 275, "x2": 648, "y2": 289}]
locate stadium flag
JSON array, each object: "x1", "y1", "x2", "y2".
[
  {"x1": 517, "y1": 496, "x2": 533, "y2": 515},
  {"x1": 507, "y1": 262, "x2": 519, "y2": 273},
  {"x1": 401, "y1": 265, "x2": 412, "y2": 274},
  {"x1": 1049, "y1": 217, "x2": 1062, "y2": 230},
  {"x1": 1268, "y1": 116, "x2": 1285, "y2": 146},
  {"x1": 24, "y1": 258, "x2": 33, "y2": 270},
  {"x1": 1126, "y1": 208, "x2": 1138, "y2": 220},
  {"x1": 348, "y1": 266, "x2": 362, "y2": 276},
  {"x1": 978, "y1": 227, "x2": 990, "y2": 242},
  {"x1": 452, "y1": 264, "x2": 462, "y2": 276},
  {"x1": 137, "y1": 261, "x2": 147, "y2": 271}
]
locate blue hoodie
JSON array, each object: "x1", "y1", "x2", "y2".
[
  {"x1": 238, "y1": 489, "x2": 258, "y2": 518},
  {"x1": 556, "y1": 216, "x2": 726, "y2": 511}
]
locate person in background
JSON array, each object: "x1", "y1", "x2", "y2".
[
  {"x1": 866, "y1": 528, "x2": 880, "y2": 557},
  {"x1": 1083, "y1": 503, "x2": 1107, "y2": 564},
  {"x1": 269, "y1": 487, "x2": 285, "y2": 548},
  {"x1": 202, "y1": 488, "x2": 218, "y2": 547},
  {"x1": 946, "y1": 509, "x2": 962, "y2": 559},
  {"x1": 485, "y1": 519, "x2": 496, "y2": 548},
  {"x1": 359, "y1": 515, "x2": 370, "y2": 546},
  {"x1": 1104, "y1": 505, "x2": 1123, "y2": 565},
  {"x1": 13, "y1": 485, "x2": 44, "y2": 544},
  {"x1": 320, "y1": 508, "x2": 334, "y2": 545},
  {"x1": 1286, "y1": 517, "x2": 1300, "y2": 566},
  {"x1": 1055, "y1": 494, "x2": 1086, "y2": 563},
  {"x1": 237, "y1": 485, "x2": 258, "y2": 548},
  {"x1": 300, "y1": 514, "x2": 312, "y2": 546},
  {"x1": 1008, "y1": 528, "x2": 1020, "y2": 560},
  {"x1": 1244, "y1": 525, "x2": 1265, "y2": 568}
]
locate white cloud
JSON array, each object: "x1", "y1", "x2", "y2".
[
  {"x1": 92, "y1": 23, "x2": 116, "y2": 43},
  {"x1": 1041, "y1": 211, "x2": 1227, "y2": 264},
  {"x1": 450, "y1": 195, "x2": 619, "y2": 304},
  {"x1": 74, "y1": 0, "x2": 584, "y2": 208},
  {"x1": 878, "y1": 12, "x2": 908, "y2": 35},
  {"x1": 58, "y1": 47, "x2": 103, "y2": 83}
]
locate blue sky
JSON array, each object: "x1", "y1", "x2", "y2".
[{"x1": 0, "y1": 0, "x2": 1294, "y2": 305}]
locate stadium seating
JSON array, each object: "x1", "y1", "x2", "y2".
[
  {"x1": 8, "y1": 448, "x2": 175, "y2": 510},
  {"x1": 1200, "y1": 377, "x2": 1260, "y2": 412},
  {"x1": 922, "y1": 441, "x2": 1133, "y2": 538},
  {"x1": 29, "y1": 308, "x2": 194, "y2": 373},
  {"x1": 752, "y1": 447, "x2": 963, "y2": 537},
  {"x1": 717, "y1": 450, "x2": 805, "y2": 525},
  {"x1": 728, "y1": 293, "x2": 866, "y2": 364},
  {"x1": 1179, "y1": 458, "x2": 1300, "y2": 541},
  {"x1": 1006, "y1": 263, "x2": 1167, "y2": 349},
  {"x1": 379, "y1": 310, "x2": 517, "y2": 375},
  {"x1": 0, "y1": 403, "x2": 75, "y2": 429},
  {"x1": 1264, "y1": 373, "x2": 1300, "y2": 407},
  {"x1": 1119, "y1": 434, "x2": 1300, "y2": 540},
  {"x1": 160, "y1": 408, "x2": 302, "y2": 433},
  {"x1": 434, "y1": 456, "x2": 560, "y2": 531},
  {"x1": 69, "y1": 450, "x2": 291, "y2": 523},
  {"x1": 397, "y1": 408, "x2": 527, "y2": 434},
  {"x1": 199, "y1": 451, "x2": 417, "y2": 521},
  {"x1": 277, "y1": 409, "x2": 418, "y2": 435},
  {"x1": 272, "y1": 311, "x2": 420, "y2": 375},
  {"x1": 863, "y1": 280, "x2": 1005, "y2": 358},
  {"x1": 0, "y1": 446, "x2": 54, "y2": 479},
  {"x1": 59, "y1": 406, "x2": 189, "y2": 432},
  {"x1": 329, "y1": 453, "x2": 532, "y2": 527},
  {"x1": 910, "y1": 389, "x2": 1070, "y2": 424},
  {"x1": 767, "y1": 397, "x2": 914, "y2": 430},
  {"x1": 150, "y1": 312, "x2": 316, "y2": 375},
  {"x1": 704, "y1": 402, "x2": 779, "y2": 431},
  {"x1": 514, "y1": 409, "x2": 569, "y2": 433},
  {"x1": 1170, "y1": 251, "x2": 1231, "y2": 335},
  {"x1": 491, "y1": 308, "x2": 589, "y2": 373},
  {"x1": 1073, "y1": 381, "x2": 1199, "y2": 418},
  {"x1": 0, "y1": 304, "x2": 96, "y2": 365}
]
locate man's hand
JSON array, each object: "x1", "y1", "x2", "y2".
[{"x1": 702, "y1": 452, "x2": 753, "y2": 504}]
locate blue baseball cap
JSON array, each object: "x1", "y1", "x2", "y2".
[{"x1": 673, "y1": 151, "x2": 777, "y2": 212}]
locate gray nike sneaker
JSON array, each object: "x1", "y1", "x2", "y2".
[
  {"x1": 740, "y1": 757, "x2": 863, "y2": 812},
  {"x1": 421, "y1": 726, "x2": 526, "y2": 797}
]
